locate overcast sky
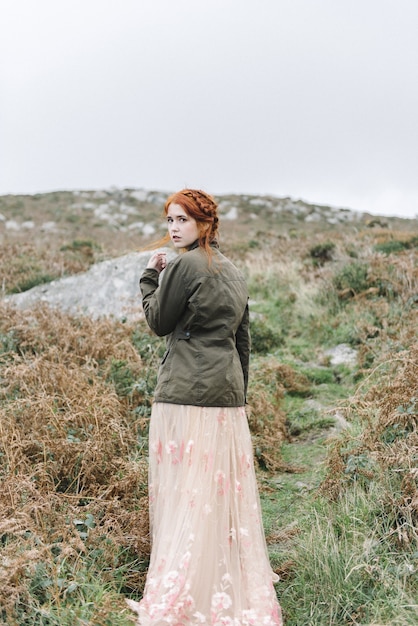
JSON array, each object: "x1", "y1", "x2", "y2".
[{"x1": 1, "y1": 0, "x2": 417, "y2": 218}]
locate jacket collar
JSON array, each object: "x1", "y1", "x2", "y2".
[{"x1": 186, "y1": 239, "x2": 219, "y2": 251}]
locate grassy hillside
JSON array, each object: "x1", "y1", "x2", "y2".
[
  {"x1": 0, "y1": 190, "x2": 417, "y2": 625},
  {"x1": 0, "y1": 187, "x2": 415, "y2": 296}
]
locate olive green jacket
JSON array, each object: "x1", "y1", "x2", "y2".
[{"x1": 140, "y1": 242, "x2": 250, "y2": 407}]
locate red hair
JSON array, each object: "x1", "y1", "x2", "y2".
[
  {"x1": 163, "y1": 189, "x2": 219, "y2": 256},
  {"x1": 142, "y1": 189, "x2": 219, "y2": 257}
]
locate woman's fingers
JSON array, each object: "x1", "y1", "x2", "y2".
[{"x1": 147, "y1": 252, "x2": 167, "y2": 272}]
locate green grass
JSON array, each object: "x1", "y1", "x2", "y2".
[
  {"x1": 278, "y1": 486, "x2": 417, "y2": 625},
  {"x1": 261, "y1": 405, "x2": 417, "y2": 625},
  {"x1": 10, "y1": 273, "x2": 58, "y2": 293},
  {"x1": 245, "y1": 246, "x2": 418, "y2": 624}
]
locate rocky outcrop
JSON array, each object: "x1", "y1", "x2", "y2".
[{"x1": 3, "y1": 248, "x2": 175, "y2": 322}]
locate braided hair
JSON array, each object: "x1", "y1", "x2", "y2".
[{"x1": 164, "y1": 189, "x2": 219, "y2": 257}]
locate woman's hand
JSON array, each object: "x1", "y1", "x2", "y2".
[{"x1": 146, "y1": 251, "x2": 167, "y2": 273}]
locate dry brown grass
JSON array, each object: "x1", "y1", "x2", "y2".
[
  {"x1": 247, "y1": 359, "x2": 308, "y2": 472},
  {"x1": 0, "y1": 241, "x2": 100, "y2": 295},
  {"x1": 316, "y1": 240, "x2": 418, "y2": 550},
  {"x1": 320, "y1": 342, "x2": 418, "y2": 546},
  {"x1": 0, "y1": 304, "x2": 151, "y2": 618}
]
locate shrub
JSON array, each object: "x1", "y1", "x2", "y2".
[
  {"x1": 374, "y1": 240, "x2": 408, "y2": 255},
  {"x1": 374, "y1": 235, "x2": 418, "y2": 255},
  {"x1": 250, "y1": 318, "x2": 283, "y2": 354},
  {"x1": 332, "y1": 261, "x2": 369, "y2": 296},
  {"x1": 308, "y1": 241, "x2": 335, "y2": 265},
  {"x1": 9, "y1": 272, "x2": 57, "y2": 293},
  {"x1": 60, "y1": 239, "x2": 101, "y2": 255},
  {"x1": 247, "y1": 358, "x2": 289, "y2": 471}
]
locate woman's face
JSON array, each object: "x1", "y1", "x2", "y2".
[{"x1": 167, "y1": 203, "x2": 199, "y2": 248}]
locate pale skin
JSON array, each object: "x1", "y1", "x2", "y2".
[{"x1": 146, "y1": 203, "x2": 200, "y2": 273}]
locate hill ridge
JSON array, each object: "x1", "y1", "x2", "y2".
[{"x1": 1, "y1": 187, "x2": 414, "y2": 252}]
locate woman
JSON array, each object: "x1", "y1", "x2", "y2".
[{"x1": 126, "y1": 189, "x2": 282, "y2": 625}]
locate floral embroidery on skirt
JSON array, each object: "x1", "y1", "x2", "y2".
[{"x1": 126, "y1": 403, "x2": 283, "y2": 625}]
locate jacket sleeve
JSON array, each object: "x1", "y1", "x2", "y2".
[
  {"x1": 140, "y1": 261, "x2": 188, "y2": 336},
  {"x1": 235, "y1": 302, "x2": 251, "y2": 399}
]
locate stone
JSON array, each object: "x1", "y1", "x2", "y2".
[{"x1": 3, "y1": 248, "x2": 175, "y2": 322}]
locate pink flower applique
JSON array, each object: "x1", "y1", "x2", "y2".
[
  {"x1": 151, "y1": 438, "x2": 163, "y2": 463},
  {"x1": 163, "y1": 569, "x2": 180, "y2": 588},
  {"x1": 165, "y1": 439, "x2": 183, "y2": 463},
  {"x1": 217, "y1": 410, "x2": 227, "y2": 426},
  {"x1": 215, "y1": 469, "x2": 230, "y2": 495},
  {"x1": 242, "y1": 608, "x2": 258, "y2": 624},
  {"x1": 165, "y1": 440, "x2": 178, "y2": 455},
  {"x1": 179, "y1": 550, "x2": 191, "y2": 570},
  {"x1": 215, "y1": 617, "x2": 235, "y2": 626},
  {"x1": 221, "y1": 572, "x2": 233, "y2": 585},
  {"x1": 203, "y1": 450, "x2": 214, "y2": 471},
  {"x1": 188, "y1": 488, "x2": 197, "y2": 508},
  {"x1": 240, "y1": 452, "x2": 251, "y2": 474},
  {"x1": 211, "y1": 591, "x2": 232, "y2": 611},
  {"x1": 239, "y1": 526, "x2": 251, "y2": 547},
  {"x1": 185, "y1": 439, "x2": 194, "y2": 466}
]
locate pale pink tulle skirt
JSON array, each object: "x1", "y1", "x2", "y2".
[{"x1": 126, "y1": 403, "x2": 282, "y2": 626}]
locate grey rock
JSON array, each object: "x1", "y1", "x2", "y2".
[
  {"x1": 324, "y1": 343, "x2": 357, "y2": 366},
  {"x1": 5, "y1": 220, "x2": 20, "y2": 231},
  {"x1": 3, "y1": 248, "x2": 175, "y2": 322}
]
